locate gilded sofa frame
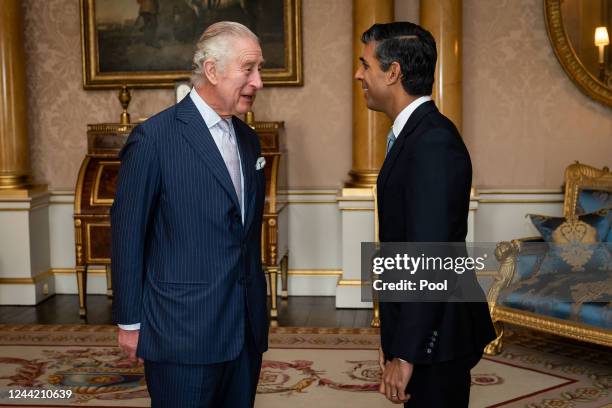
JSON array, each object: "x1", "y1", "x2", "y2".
[{"x1": 485, "y1": 162, "x2": 612, "y2": 354}]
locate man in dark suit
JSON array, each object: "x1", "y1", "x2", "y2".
[
  {"x1": 111, "y1": 21, "x2": 267, "y2": 408},
  {"x1": 355, "y1": 22, "x2": 496, "y2": 407}
]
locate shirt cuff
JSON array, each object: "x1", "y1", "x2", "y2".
[{"x1": 118, "y1": 323, "x2": 141, "y2": 330}]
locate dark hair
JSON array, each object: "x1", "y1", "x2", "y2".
[{"x1": 361, "y1": 22, "x2": 437, "y2": 96}]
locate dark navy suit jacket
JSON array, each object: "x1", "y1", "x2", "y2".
[
  {"x1": 111, "y1": 95, "x2": 268, "y2": 365},
  {"x1": 377, "y1": 101, "x2": 495, "y2": 365}
]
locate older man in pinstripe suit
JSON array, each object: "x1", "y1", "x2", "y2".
[{"x1": 111, "y1": 22, "x2": 267, "y2": 407}]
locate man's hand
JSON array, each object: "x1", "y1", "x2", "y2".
[
  {"x1": 380, "y1": 358, "x2": 413, "y2": 404},
  {"x1": 117, "y1": 328, "x2": 142, "y2": 364},
  {"x1": 378, "y1": 346, "x2": 385, "y2": 373}
]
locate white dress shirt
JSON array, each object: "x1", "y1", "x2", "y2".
[
  {"x1": 118, "y1": 88, "x2": 245, "y2": 331},
  {"x1": 391, "y1": 95, "x2": 432, "y2": 138}
]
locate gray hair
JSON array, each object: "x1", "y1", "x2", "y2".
[{"x1": 191, "y1": 21, "x2": 259, "y2": 88}]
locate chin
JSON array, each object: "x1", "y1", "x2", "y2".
[
  {"x1": 366, "y1": 101, "x2": 382, "y2": 112},
  {"x1": 236, "y1": 104, "x2": 252, "y2": 115}
]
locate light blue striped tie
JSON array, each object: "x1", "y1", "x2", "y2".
[{"x1": 386, "y1": 128, "x2": 396, "y2": 156}]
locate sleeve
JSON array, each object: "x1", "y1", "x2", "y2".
[
  {"x1": 389, "y1": 128, "x2": 470, "y2": 364},
  {"x1": 110, "y1": 125, "x2": 161, "y2": 326},
  {"x1": 118, "y1": 323, "x2": 141, "y2": 330}
]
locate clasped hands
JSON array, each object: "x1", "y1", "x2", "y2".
[{"x1": 379, "y1": 346, "x2": 413, "y2": 404}]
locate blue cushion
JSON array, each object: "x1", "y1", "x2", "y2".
[
  {"x1": 528, "y1": 210, "x2": 612, "y2": 243},
  {"x1": 577, "y1": 190, "x2": 612, "y2": 242},
  {"x1": 577, "y1": 189, "x2": 612, "y2": 214}
]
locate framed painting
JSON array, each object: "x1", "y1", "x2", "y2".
[{"x1": 80, "y1": 0, "x2": 302, "y2": 88}]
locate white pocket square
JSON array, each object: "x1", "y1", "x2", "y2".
[{"x1": 256, "y1": 157, "x2": 266, "y2": 170}]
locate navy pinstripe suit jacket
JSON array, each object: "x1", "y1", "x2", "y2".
[{"x1": 110, "y1": 95, "x2": 269, "y2": 364}]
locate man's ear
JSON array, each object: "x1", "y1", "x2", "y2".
[
  {"x1": 386, "y1": 62, "x2": 402, "y2": 85},
  {"x1": 203, "y1": 59, "x2": 218, "y2": 85}
]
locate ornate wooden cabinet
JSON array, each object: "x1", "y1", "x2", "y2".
[
  {"x1": 249, "y1": 115, "x2": 289, "y2": 319},
  {"x1": 74, "y1": 123, "x2": 135, "y2": 317},
  {"x1": 73, "y1": 118, "x2": 288, "y2": 319}
]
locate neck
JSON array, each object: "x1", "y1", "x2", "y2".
[
  {"x1": 194, "y1": 85, "x2": 233, "y2": 118},
  {"x1": 388, "y1": 92, "x2": 419, "y2": 121}
]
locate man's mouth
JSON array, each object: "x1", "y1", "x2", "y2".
[{"x1": 241, "y1": 94, "x2": 255, "y2": 102}]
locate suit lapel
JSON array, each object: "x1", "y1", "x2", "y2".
[
  {"x1": 233, "y1": 117, "x2": 257, "y2": 231},
  {"x1": 377, "y1": 101, "x2": 438, "y2": 198},
  {"x1": 176, "y1": 97, "x2": 241, "y2": 212}
]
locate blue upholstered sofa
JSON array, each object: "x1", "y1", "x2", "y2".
[{"x1": 485, "y1": 162, "x2": 612, "y2": 354}]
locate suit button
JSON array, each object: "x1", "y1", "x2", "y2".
[
  {"x1": 433, "y1": 331, "x2": 438, "y2": 336},
  {"x1": 429, "y1": 342, "x2": 434, "y2": 347},
  {"x1": 426, "y1": 348, "x2": 432, "y2": 354}
]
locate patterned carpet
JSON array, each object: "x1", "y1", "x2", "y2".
[{"x1": 0, "y1": 325, "x2": 609, "y2": 407}]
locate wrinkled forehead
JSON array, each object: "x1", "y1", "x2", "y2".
[{"x1": 227, "y1": 36, "x2": 265, "y2": 65}]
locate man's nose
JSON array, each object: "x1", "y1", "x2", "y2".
[
  {"x1": 251, "y1": 70, "x2": 263, "y2": 89},
  {"x1": 354, "y1": 67, "x2": 363, "y2": 80}
]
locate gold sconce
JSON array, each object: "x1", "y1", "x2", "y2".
[{"x1": 594, "y1": 26, "x2": 609, "y2": 81}]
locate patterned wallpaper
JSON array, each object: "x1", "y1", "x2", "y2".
[
  {"x1": 22, "y1": 0, "x2": 353, "y2": 190},
  {"x1": 463, "y1": 0, "x2": 612, "y2": 188},
  {"x1": 22, "y1": 0, "x2": 611, "y2": 190}
]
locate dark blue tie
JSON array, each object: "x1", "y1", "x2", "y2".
[{"x1": 386, "y1": 128, "x2": 396, "y2": 156}]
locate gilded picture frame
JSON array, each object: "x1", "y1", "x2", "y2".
[
  {"x1": 544, "y1": 0, "x2": 612, "y2": 108},
  {"x1": 80, "y1": 0, "x2": 302, "y2": 89}
]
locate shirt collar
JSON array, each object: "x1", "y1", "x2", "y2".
[
  {"x1": 392, "y1": 95, "x2": 432, "y2": 137},
  {"x1": 189, "y1": 87, "x2": 225, "y2": 130}
]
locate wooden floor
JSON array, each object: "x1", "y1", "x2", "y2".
[{"x1": 0, "y1": 295, "x2": 374, "y2": 328}]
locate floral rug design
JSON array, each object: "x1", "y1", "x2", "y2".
[{"x1": 0, "y1": 325, "x2": 608, "y2": 407}]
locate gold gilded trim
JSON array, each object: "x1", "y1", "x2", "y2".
[
  {"x1": 288, "y1": 269, "x2": 342, "y2": 276},
  {"x1": 51, "y1": 268, "x2": 106, "y2": 275},
  {"x1": 477, "y1": 199, "x2": 564, "y2": 204},
  {"x1": 74, "y1": 156, "x2": 90, "y2": 213},
  {"x1": 341, "y1": 187, "x2": 375, "y2": 197},
  {"x1": 91, "y1": 161, "x2": 119, "y2": 206},
  {"x1": 80, "y1": 0, "x2": 302, "y2": 87},
  {"x1": 339, "y1": 207, "x2": 374, "y2": 212},
  {"x1": 281, "y1": 190, "x2": 337, "y2": 195},
  {"x1": 268, "y1": 156, "x2": 280, "y2": 213},
  {"x1": 86, "y1": 222, "x2": 111, "y2": 264},
  {"x1": 337, "y1": 279, "x2": 363, "y2": 286},
  {"x1": 495, "y1": 306, "x2": 611, "y2": 347},
  {"x1": 563, "y1": 162, "x2": 612, "y2": 218},
  {"x1": 336, "y1": 197, "x2": 375, "y2": 202},
  {"x1": 478, "y1": 189, "x2": 562, "y2": 195},
  {"x1": 287, "y1": 200, "x2": 337, "y2": 205},
  {"x1": 0, "y1": 269, "x2": 53, "y2": 285},
  {"x1": 544, "y1": 0, "x2": 612, "y2": 108}
]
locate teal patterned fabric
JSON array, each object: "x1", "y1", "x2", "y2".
[
  {"x1": 577, "y1": 190, "x2": 612, "y2": 242},
  {"x1": 577, "y1": 189, "x2": 612, "y2": 214},
  {"x1": 499, "y1": 244, "x2": 612, "y2": 329},
  {"x1": 528, "y1": 210, "x2": 612, "y2": 243},
  {"x1": 502, "y1": 211, "x2": 612, "y2": 330}
]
